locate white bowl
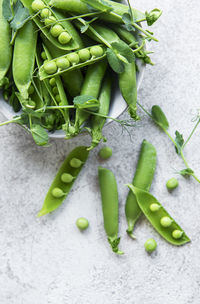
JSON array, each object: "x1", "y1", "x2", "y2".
[{"x1": 0, "y1": 60, "x2": 145, "y2": 138}]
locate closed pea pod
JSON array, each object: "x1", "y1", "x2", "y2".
[
  {"x1": 0, "y1": 0, "x2": 12, "y2": 83},
  {"x1": 13, "y1": 20, "x2": 37, "y2": 99},
  {"x1": 71, "y1": 60, "x2": 107, "y2": 136},
  {"x1": 127, "y1": 185, "x2": 190, "y2": 246},
  {"x1": 119, "y1": 61, "x2": 138, "y2": 120},
  {"x1": 125, "y1": 140, "x2": 157, "y2": 239},
  {"x1": 38, "y1": 146, "x2": 89, "y2": 216},
  {"x1": 98, "y1": 167, "x2": 123, "y2": 255},
  {"x1": 88, "y1": 74, "x2": 112, "y2": 150}
]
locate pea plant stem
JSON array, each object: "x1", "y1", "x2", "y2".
[{"x1": 183, "y1": 118, "x2": 200, "y2": 149}]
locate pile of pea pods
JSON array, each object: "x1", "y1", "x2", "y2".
[{"x1": 0, "y1": 0, "x2": 162, "y2": 148}]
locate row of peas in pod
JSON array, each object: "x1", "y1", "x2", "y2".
[
  {"x1": 37, "y1": 142, "x2": 190, "y2": 255},
  {"x1": 0, "y1": 0, "x2": 162, "y2": 147}
]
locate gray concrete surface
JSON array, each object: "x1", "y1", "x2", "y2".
[{"x1": 1, "y1": 0, "x2": 200, "y2": 303}]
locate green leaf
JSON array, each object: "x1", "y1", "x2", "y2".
[
  {"x1": 122, "y1": 13, "x2": 136, "y2": 32},
  {"x1": 81, "y1": 0, "x2": 113, "y2": 12},
  {"x1": 178, "y1": 168, "x2": 194, "y2": 177},
  {"x1": 73, "y1": 95, "x2": 99, "y2": 112},
  {"x1": 10, "y1": 0, "x2": 30, "y2": 32},
  {"x1": 151, "y1": 105, "x2": 169, "y2": 130},
  {"x1": 145, "y1": 9, "x2": 162, "y2": 26},
  {"x1": 30, "y1": 124, "x2": 49, "y2": 146},
  {"x1": 175, "y1": 131, "x2": 184, "y2": 155},
  {"x1": 111, "y1": 40, "x2": 135, "y2": 63},
  {"x1": 2, "y1": 0, "x2": 13, "y2": 22},
  {"x1": 106, "y1": 48, "x2": 125, "y2": 73}
]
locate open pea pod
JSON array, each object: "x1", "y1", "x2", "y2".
[
  {"x1": 20, "y1": 0, "x2": 82, "y2": 51},
  {"x1": 39, "y1": 44, "x2": 107, "y2": 80},
  {"x1": 127, "y1": 185, "x2": 190, "y2": 246},
  {"x1": 38, "y1": 146, "x2": 89, "y2": 216}
]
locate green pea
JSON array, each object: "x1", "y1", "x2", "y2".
[
  {"x1": 40, "y1": 8, "x2": 51, "y2": 19},
  {"x1": 90, "y1": 46, "x2": 104, "y2": 58},
  {"x1": 44, "y1": 61, "x2": 57, "y2": 74},
  {"x1": 76, "y1": 217, "x2": 89, "y2": 230},
  {"x1": 160, "y1": 216, "x2": 172, "y2": 227},
  {"x1": 31, "y1": 0, "x2": 45, "y2": 12},
  {"x1": 49, "y1": 77, "x2": 56, "y2": 86},
  {"x1": 172, "y1": 230, "x2": 183, "y2": 239},
  {"x1": 56, "y1": 57, "x2": 70, "y2": 69},
  {"x1": 50, "y1": 24, "x2": 64, "y2": 38},
  {"x1": 44, "y1": 16, "x2": 56, "y2": 28},
  {"x1": 78, "y1": 49, "x2": 91, "y2": 62},
  {"x1": 149, "y1": 203, "x2": 160, "y2": 212},
  {"x1": 70, "y1": 158, "x2": 83, "y2": 168},
  {"x1": 144, "y1": 238, "x2": 157, "y2": 253},
  {"x1": 52, "y1": 86, "x2": 59, "y2": 95},
  {"x1": 61, "y1": 173, "x2": 74, "y2": 183},
  {"x1": 166, "y1": 178, "x2": 179, "y2": 191},
  {"x1": 55, "y1": 94, "x2": 61, "y2": 102},
  {"x1": 58, "y1": 32, "x2": 72, "y2": 45},
  {"x1": 51, "y1": 187, "x2": 65, "y2": 198},
  {"x1": 41, "y1": 51, "x2": 47, "y2": 60},
  {"x1": 67, "y1": 53, "x2": 79, "y2": 65},
  {"x1": 28, "y1": 85, "x2": 35, "y2": 95},
  {"x1": 99, "y1": 146, "x2": 112, "y2": 160}
]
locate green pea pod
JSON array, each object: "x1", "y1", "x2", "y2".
[
  {"x1": 125, "y1": 140, "x2": 157, "y2": 239},
  {"x1": 49, "y1": 0, "x2": 145, "y2": 24},
  {"x1": 41, "y1": 34, "x2": 83, "y2": 97},
  {"x1": 88, "y1": 74, "x2": 112, "y2": 150},
  {"x1": 110, "y1": 25, "x2": 137, "y2": 46},
  {"x1": 71, "y1": 60, "x2": 107, "y2": 136},
  {"x1": 98, "y1": 167, "x2": 124, "y2": 255},
  {"x1": 13, "y1": 20, "x2": 37, "y2": 99},
  {"x1": 20, "y1": 0, "x2": 83, "y2": 51},
  {"x1": 0, "y1": 0, "x2": 12, "y2": 83},
  {"x1": 127, "y1": 185, "x2": 190, "y2": 246},
  {"x1": 119, "y1": 62, "x2": 138, "y2": 120},
  {"x1": 38, "y1": 146, "x2": 89, "y2": 216},
  {"x1": 39, "y1": 45, "x2": 107, "y2": 80}
]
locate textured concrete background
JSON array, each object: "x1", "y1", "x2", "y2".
[{"x1": 1, "y1": 0, "x2": 200, "y2": 303}]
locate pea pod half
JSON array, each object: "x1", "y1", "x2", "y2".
[
  {"x1": 125, "y1": 140, "x2": 157, "y2": 239},
  {"x1": 98, "y1": 167, "x2": 124, "y2": 255},
  {"x1": 38, "y1": 146, "x2": 89, "y2": 216},
  {"x1": 0, "y1": 0, "x2": 12, "y2": 83},
  {"x1": 39, "y1": 45, "x2": 107, "y2": 80},
  {"x1": 127, "y1": 185, "x2": 190, "y2": 246}
]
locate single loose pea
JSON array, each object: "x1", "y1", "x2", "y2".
[
  {"x1": 55, "y1": 95, "x2": 61, "y2": 103},
  {"x1": 50, "y1": 24, "x2": 64, "y2": 37},
  {"x1": 166, "y1": 178, "x2": 179, "y2": 191},
  {"x1": 172, "y1": 230, "x2": 183, "y2": 239},
  {"x1": 28, "y1": 85, "x2": 35, "y2": 95},
  {"x1": 51, "y1": 187, "x2": 65, "y2": 198},
  {"x1": 44, "y1": 16, "x2": 56, "y2": 27},
  {"x1": 99, "y1": 146, "x2": 112, "y2": 160},
  {"x1": 52, "y1": 87, "x2": 59, "y2": 95},
  {"x1": 76, "y1": 217, "x2": 89, "y2": 231},
  {"x1": 144, "y1": 238, "x2": 157, "y2": 253},
  {"x1": 41, "y1": 51, "x2": 47, "y2": 60},
  {"x1": 149, "y1": 203, "x2": 160, "y2": 212},
  {"x1": 90, "y1": 46, "x2": 104, "y2": 58},
  {"x1": 31, "y1": 0, "x2": 45, "y2": 12},
  {"x1": 56, "y1": 57, "x2": 70, "y2": 69},
  {"x1": 61, "y1": 173, "x2": 74, "y2": 183},
  {"x1": 160, "y1": 216, "x2": 173, "y2": 227},
  {"x1": 67, "y1": 53, "x2": 79, "y2": 65},
  {"x1": 58, "y1": 32, "x2": 72, "y2": 45},
  {"x1": 70, "y1": 158, "x2": 83, "y2": 168},
  {"x1": 49, "y1": 78, "x2": 56, "y2": 86},
  {"x1": 78, "y1": 49, "x2": 91, "y2": 62},
  {"x1": 44, "y1": 61, "x2": 57, "y2": 74},
  {"x1": 40, "y1": 8, "x2": 51, "y2": 19}
]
